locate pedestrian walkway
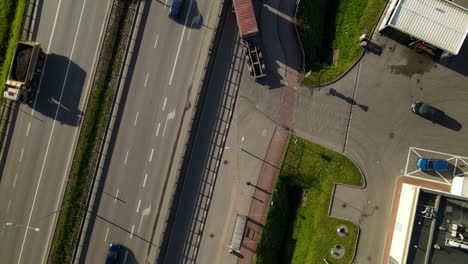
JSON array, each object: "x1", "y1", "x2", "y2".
[{"x1": 239, "y1": 127, "x2": 289, "y2": 263}]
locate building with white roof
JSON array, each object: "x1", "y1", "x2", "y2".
[{"x1": 379, "y1": 0, "x2": 468, "y2": 54}]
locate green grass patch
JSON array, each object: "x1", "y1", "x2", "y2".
[
  {"x1": 255, "y1": 135, "x2": 362, "y2": 264},
  {"x1": 297, "y1": 0, "x2": 386, "y2": 86},
  {"x1": 0, "y1": 0, "x2": 28, "y2": 103}
]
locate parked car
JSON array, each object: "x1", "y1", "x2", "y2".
[
  {"x1": 417, "y1": 158, "x2": 449, "y2": 171},
  {"x1": 411, "y1": 101, "x2": 444, "y2": 122},
  {"x1": 106, "y1": 243, "x2": 121, "y2": 264},
  {"x1": 169, "y1": 0, "x2": 183, "y2": 19}
]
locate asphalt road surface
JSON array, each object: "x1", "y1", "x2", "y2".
[
  {"x1": 80, "y1": 0, "x2": 218, "y2": 263},
  {"x1": 0, "y1": 0, "x2": 111, "y2": 263}
]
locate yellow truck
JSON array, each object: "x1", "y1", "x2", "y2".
[{"x1": 3, "y1": 41, "x2": 42, "y2": 102}]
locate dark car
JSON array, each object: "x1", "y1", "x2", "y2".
[
  {"x1": 417, "y1": 158, "x2": 449, "y2": 171},
  {"x1": 169, "y1": 0, "x2": 183, "y2": 19},
  {"x1": 411, "y1": 101, "x2": 444, "y2": 122},
  {"x1": 106, "y1": 243, "x2": 121, "y2": 264}
]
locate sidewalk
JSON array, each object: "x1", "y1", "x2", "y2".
[{"x1": 239, "y1": 127, "x2": 289, "y2": 263}]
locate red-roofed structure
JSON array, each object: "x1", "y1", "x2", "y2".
[{"x1": 232, "y1": 0, "x2": 259, "y2": 38}]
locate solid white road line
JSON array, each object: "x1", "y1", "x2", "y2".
[
  {"x1": 168, "y1": 0, "x2": 195, "y2": 85},
  {"x1": 130, "y1": 225, "x2": 135, "y2": 238},
  {"x1": 19, "y1": 148, "x2": 24, "y2": 162},
  {"x1": 124, "y1": 151, "x2": 129, "y2": 165},
  {"x1": 156, "y1": 122, "x2": 161, "y2": 137},
  {"x1": 17, "y1": 0, "x2": 89, "y2": 262},
  {"x1": 154, "y1": 34, "x2": 159, "y2": 49},
  {"x1": 143, "y1": 173, "x2": 148, "y2": 188},
  {"x1": 134, "y1": 112, "x2": 139, "y2": 126},
  {"x1": 104, "y1": 227, "x2": 109, "y2": 242},
  {"x1": 144, "y1": 73, "x2": 149, "y2": 87},
  {"x1": 114, "y1": 189, "x2": 119, "y2": 203},
  {"x1": 162, "y1": 97, "x2": 167, "y2": 111},
  {"x1": 26, "y1": 122, "x2": 31, "y2": 137},
  {"x1": 149, "y1": 148, "x2": 154, "y2": 162},
  {"x1": 136, "y1": 199, "x2": 141, "y2": 213}
]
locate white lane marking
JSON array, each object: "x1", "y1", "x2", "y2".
[
  {"x1": 134, "y1": 112, "x2": 139, "y2": 126},
  {"x1": 144, "y1": 73, "x2": 149, "y2": 87},
  {"x1": 41, "y1": 0, "x2": 113, "y2": 263},
  {"x1": 13, "y1": 174, "x2": 18, "y2": 187},
  {"x1": 138, "y1": 207, "x2": 151, "y2": 233},
  {"x1": 130, "y1": 225, "x2": 135, "y2": 238},
  {"x1": 168, "y1": 0, "x2": 195, "y2": 85},
  {"x1": 143, "y1": 173, "x2": 148, "y2": 188},
  {"x1": 162, "y1": 97, "x2": 167, "y2": 111},
  {"x1": 186, "y1": 14, "x2": 201, "y2": 41},
  {"x1": 123, "y1": 250, "x2": 129, "y2": 264},
  {"x1": 162, "y1": 110, "x2": 176, "y2": 136},
  {"x1": 165, "y1": 0, "x2": 168, "y2": 8},
  {"x1": 114, "y1": 189, "x2": 119, "y2": 203},
  {"x1": 26, "y1": 122, "x2": 31, "y2": 137},
  {"x1": 136, "y1": 199, "x2": 141, "y2": 213},
  {"x1": 149, "y1": 148, "x2": 154, "y2": 162},
  {"x1": 18, "y1": 0, "x2": 88, "y2": 262},
  {"x1": 124, "y1": 151, "x2": 129, "y2": 165},
  {"x1": 7, "y1": 200, "x2": 11, "y2": 210},
  {"x1": 19, "y1": 148, "x2": 24, "y2": 162},
  {"x1": 154, "y1": 34, "x2": 159, "y2": 49},
  {"x1": 156, "y1": 122, "x2": 161, "y2": 137},
  {"x1": 104, "y1": 227, "x2": 109, "y2": 242}
]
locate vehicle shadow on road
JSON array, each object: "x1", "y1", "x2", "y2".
[
  {"x1": 436, "y1": 114, "x2": 462, "y2": 132},
  {"x1": 0, "y1": 102, "x2": 20, "y2": 183},
  {"x1": 27, "y1": 53, "x2": 85, "y2": 126}
]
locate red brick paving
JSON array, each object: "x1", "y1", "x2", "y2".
[
  {"x1": 239, "y1": 127, "x2": 290, "y2": 263},
  {"x1": 381, "y1": 176, "x2": 451, "y2": 263}
]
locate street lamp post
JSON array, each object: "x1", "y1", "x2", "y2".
[{"x1": 5, "y1": 222, "x2": 40, "y2": 232}]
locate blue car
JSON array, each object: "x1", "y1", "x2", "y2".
[
  {"x1": 169, "y1": 0, "x2": 183, "y2": 19},
  {"x1": 417, "y1": 158, "x2": 449, "y2": 171},
  {"x1": 106, "y1": 243, "x2": 121, "y2": 264}
]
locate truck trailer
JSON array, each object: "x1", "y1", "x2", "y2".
[
  {"x1": 3, "y1": 41, "x2": 42, "y2": 102},
  {"x1": 232, "y1": 0, "x2": 266, "y2": 78}
]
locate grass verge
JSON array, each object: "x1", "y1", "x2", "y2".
[
  {"x1": 255, "y1": 135, "x2": 362, "y2": 264},
  {"x1": 296, "y1": 0, "x2": 386, "y2": 86},
  {"x1": 0, "y1": 0, "x2": 28, "y2": 103},
  {"x1": 48, "y1": 0, "x2": 135, "y2": 263}
]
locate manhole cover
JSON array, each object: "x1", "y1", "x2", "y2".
[{"x1": 330, "y1": 244, "x2": 345, "y2": 259}]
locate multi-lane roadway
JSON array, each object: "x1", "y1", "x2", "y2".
[
  {"x1": 0, "y1": 0, "x2": 111, "y2": 263},
  {"x1": 80, "y1": 0, "x2": 219, "y2": 262}
]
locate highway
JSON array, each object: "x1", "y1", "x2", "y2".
[
  {"x1": 79, "y1": 0, "x2": 219, "y2": 262},
  {"x1": 0, "y1": 0, "x2": 111, "y2": 263}
]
